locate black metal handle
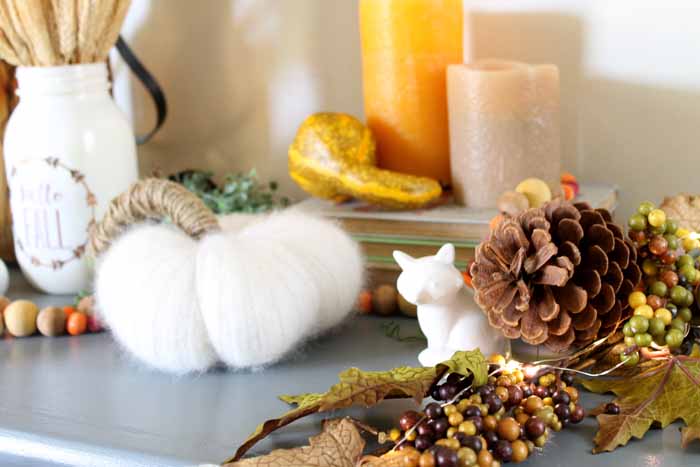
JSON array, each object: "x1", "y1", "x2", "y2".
[{"x1": 115, "y1": 36, "x2": 167, "y2": 145}]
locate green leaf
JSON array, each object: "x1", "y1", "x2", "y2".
[{"x1": 228, "y1": 350, "x2": 487, "y2": 463}]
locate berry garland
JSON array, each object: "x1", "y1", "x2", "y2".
[{"x1": 226, "y1": 350, "x2": 610, "y2": 465}]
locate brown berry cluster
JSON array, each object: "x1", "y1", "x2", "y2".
[{"x1": 386, "y1": 359, "x2": 584, "y2": 467}]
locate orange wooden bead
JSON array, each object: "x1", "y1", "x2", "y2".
[
  {"x1": 67, "y1": 311, "x2": 88, "y2": 336},
  {"x1": 63, "y1": 306, "x2": 77, "y2": 318},
  {"x1": 560, "y1": 172, "x2": 577, "y2": 184},
  {"x1": 357, "y1": 290, "x2": 373, "y2": 314},
  {"x1": 489, "y1": 214, "x2": 504, "y2": 231},
  {"x1": 561, "y1": 183, "x2": 576, "y2": 201},
  {"x1": 463, "y1": 271, "x2": 473, "y2": 288}
]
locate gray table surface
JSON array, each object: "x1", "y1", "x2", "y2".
[{"x1": 1, "y1": 269, "x2": 699, "y2": 466}]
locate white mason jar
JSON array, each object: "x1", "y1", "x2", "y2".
[{"x1": 4, "y1": 63, "x2": 138, "y2": 294}]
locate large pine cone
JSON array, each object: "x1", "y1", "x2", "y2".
[{"x1": 471, "y1": 200, "x2": 642, "y2": 352}]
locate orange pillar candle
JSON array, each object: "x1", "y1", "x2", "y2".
[
  {"x1": 447, "y1": 60, "x2": 561, "y2": 208},
  {"x1": 359, "y1": 0, "x2": 463, "y2": 184}
]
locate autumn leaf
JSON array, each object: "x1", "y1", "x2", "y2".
[
  {"x1": 437, "y1": 349, "x2": 488, "y2": 386},
  {"x1": 278, "y1": 393, "x2": 322, "y2": 406},
  {"x1": 357, "y1": 451, "x2": 405, "y2": 467},
  {"x1": 227, "y1": 350, "x2": 487, "y2": 463},
  {"x1": 582, "y1": 355, "x2": 700, "y2": 453},
  {"x1": 224, "y1": 418, "x2": 365, "y2": 467},
  {"x1": 681, "y1": 426, "x2": 700, "y2": 448},
  {"x1": 231, "y1": 367, "x2": 432, "y2": 462}
]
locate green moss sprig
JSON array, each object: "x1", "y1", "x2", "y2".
[{"x1": 169, "y1": 169, "x2": 289, "y2": 214}]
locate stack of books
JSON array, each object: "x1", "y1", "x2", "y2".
[{"x1": 298, "y1": 184, "x2": 618, "y2": 287}]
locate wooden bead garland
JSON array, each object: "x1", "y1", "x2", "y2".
[{"x1": 0, "y1": 295, "x2": 103, "y2": 338}]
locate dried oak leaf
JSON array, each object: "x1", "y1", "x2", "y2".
[
  {"x1": 660, "y1": 194, "x2": 700, "y2": 232},
  {"x1": 681, "y1": 426, "x2": 700, "y2": 449},
  {"x1": 228, "y1": 350, "x2": 487, "y2": 462},
  {"x1": 357, "y1": 451, "x2": 406, "y2": 467},
  {"x1": 225, "y1": 418, "x2": 364, "y2": 467},
  {"x1": 582, "y1": 355, "x2": 700, "y2": 453}
]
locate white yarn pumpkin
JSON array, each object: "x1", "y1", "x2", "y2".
[{"x1": 92, "y1": 180, "x2": 363, "y2": 374}]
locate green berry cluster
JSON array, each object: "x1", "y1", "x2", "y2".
[
  {"x1": 620, "y1": 291, "x2": 690, "y2": 365},
  {"x1": 622, "y1": 201, "x2": 697, "y2": 365}
]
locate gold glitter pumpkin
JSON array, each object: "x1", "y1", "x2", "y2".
[{"x1": 289, "y1": 113, "x2": 442, "y2": 209}]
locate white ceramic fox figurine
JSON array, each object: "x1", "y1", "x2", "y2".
[{"x1": 394, "y1": 244, "x2": 506, "y2": 367}]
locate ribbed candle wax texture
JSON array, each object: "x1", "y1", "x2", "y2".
[
  {"x1": 359, "y1": 0, "x2": 463, "y2": 184},
  {"x1": 447, "y1": 60, "x2": 562, "y2": 208}
]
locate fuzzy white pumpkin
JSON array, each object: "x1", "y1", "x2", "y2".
[{"x1": 92, "y1": 180, "x2": 363, "y2": 374}]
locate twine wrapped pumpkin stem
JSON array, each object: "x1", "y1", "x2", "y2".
[{"x1": 89, "y1": 178, "x2": 220, "y2": 256}]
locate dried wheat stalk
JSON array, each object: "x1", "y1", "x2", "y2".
[
  {"x1": 0, "y1": 0, "x2": 131, "y2": 66},
  {"x1": 51, "y1": 0, "x2": 76, "y2": 62}
]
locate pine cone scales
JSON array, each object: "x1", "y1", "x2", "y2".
[{"x1": 471, "y1": 200, "x2": 641, "y2": 352}]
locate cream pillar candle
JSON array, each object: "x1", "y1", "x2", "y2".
[{"x1": 447, "y1": 60, "x2": 561, "y2": 208}]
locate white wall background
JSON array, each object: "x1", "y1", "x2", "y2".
[{"x1": 114, "y1": 0, "x2": 700, "y2": 220}]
